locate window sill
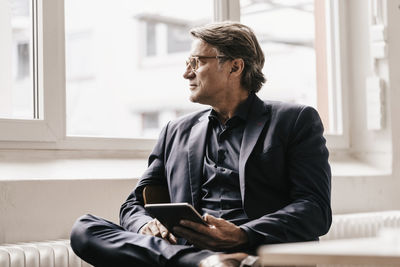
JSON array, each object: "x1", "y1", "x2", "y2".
[
  {"x1": 330, "y1": 156, "x2": 392, "y2": 178},
  {"x1": 0, "y1": 149, "x2": 393, "y2": 181},
  {"x1": 0, "y1": 149, "x2": 147, "y2": 181}
]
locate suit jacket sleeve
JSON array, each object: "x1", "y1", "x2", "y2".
[
  {"x1": 241, "y1": 106, "x2": 332, "y2": 247},
  {"x1": 119, "y1": 123, "x2": 170, "y2": 233}
]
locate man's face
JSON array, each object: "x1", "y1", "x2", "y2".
[{"x1": 183, "y1": 39, "x2": 231, "y2": 106}]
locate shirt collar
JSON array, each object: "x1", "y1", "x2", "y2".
[{"x1": 208, "y1": 93, "x2": 255, "y2": 124}]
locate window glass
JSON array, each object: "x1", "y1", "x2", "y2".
[
  {"x1": 167, "y1": 24, "x2": 193, "y2": 54},
  {"x1": 65, "y1": 0, "x2": 212, "y2": 138},
  {"x1": 146, "y1": 22, "x2": 157, "y2": 57},
  {"x1": 241, "y1": 0, "x2": 338, "y2": 133},
  {"x1": 0, "y1": 0, "x2": 34, "y2": 119},
  {"x1": 241, "y1": 0, "x2": 319, "y2": 116}
]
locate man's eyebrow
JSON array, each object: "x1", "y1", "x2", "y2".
[{"x1": 190, "y1": 55, "x2": 218, "y2": 58}]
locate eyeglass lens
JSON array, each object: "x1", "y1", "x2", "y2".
[{"x1": 186, "y1": 57, "x2": 197, "y2": 70}]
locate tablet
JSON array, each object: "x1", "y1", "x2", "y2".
[{"x1": 144, "y1": 203, "x2": 208, "y2": 232}]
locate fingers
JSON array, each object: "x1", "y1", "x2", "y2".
[
  {"x1": 167, "y1": 232, "x2": 177, "y2": 244},
  {"x1": 155, "y1": 220, "x2": 169, "y2": 238},
  {"x1": 140, "y1": 219, "x2": 162, "y2": 236},
  {"x1": 176, "y1": 217, "x2": 247, "y2": 250},
  {"x1": 148, "y1": 220, "x2": 162, "y2": 237},
  {"x1": 173, "y1": 226, "x2": 209, "y2": 244},
  {"x1": 140, "y1": 219, "x2": 177, "y2": 244},
  {"x1": 173, "y1": 226, "x2": 218, "y2": 250},
  {"x1": 179, "y1": 220, "x2": 213, "y2": 235},
  {"x1": 155, "y1": 220, "x2": 177, "y2": 243},
  {"x1": 139, "y1": 221, "x2": 153, "y2": 235}
]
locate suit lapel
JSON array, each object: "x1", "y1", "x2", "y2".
[
  {"x1": 239, "y1": 96, "x2": 270, "y2": 206},
  {"x1": 188, "y1": 112, "x2": 210, "y2": 210}
]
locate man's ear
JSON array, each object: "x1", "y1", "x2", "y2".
[{"x1": 229, "y1": 58, "x2": 244, "y2": 76}]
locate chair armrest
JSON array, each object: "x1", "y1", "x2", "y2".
[{"x1": 143, "y1": 185, "x2": 170, "y2": 204}]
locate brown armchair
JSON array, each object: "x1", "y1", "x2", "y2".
[{"x1": 142, "y1": 185, "x2": 170, "y2": 205}]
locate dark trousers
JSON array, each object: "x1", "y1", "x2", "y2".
[{"x1": 70, "y1": 214, "x2": 213, "y2": 267}]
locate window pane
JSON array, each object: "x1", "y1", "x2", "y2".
[
  {"x1": 65, "y1": 0, "x2": 212, "y2": 138},
  {"x1": 0, "y1": 0, "x2": 34, "y2": 119},
  {"x1": 241, "y1": 0, "x2": 321, "y2": 120}
]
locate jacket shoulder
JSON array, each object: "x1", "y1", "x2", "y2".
[
  {"x1": 260, "y1": 100, "x2": 323, "y2": 138},
  {"x1": 163, "y1": 108, "x2": 210, "y2": 136},
  {"x1": 263, "y1": 100, "x2": 320, "y2": 121},
  {"x1": 264, "y1": 100, "x2": 306, "y2": 113}
]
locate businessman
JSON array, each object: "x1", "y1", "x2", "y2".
[{"x1": 70, "y1": 21, "x2": 332, "y2": 267}]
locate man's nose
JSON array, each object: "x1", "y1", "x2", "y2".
[{"x1": 183, "y1": 65, "x2": 195, "y2": 79}]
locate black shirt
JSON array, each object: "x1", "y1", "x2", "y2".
[{"x1": 200, "y1": 93, "x2": 255, "y2": 226}]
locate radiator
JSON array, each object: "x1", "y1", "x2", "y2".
[
  {"x1": 0, "y1": 240, "x2": 92, "y2": 267},
  {"x1": 319, "y1": 210, "x2": 400, "y2": 267},
  {"x1": 321, "y1": 210, "x2": 400, "y2": 241}
]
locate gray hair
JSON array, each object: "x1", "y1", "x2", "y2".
[{"x1": 190, "y1": 21, "x2": 266, "y2": 93}]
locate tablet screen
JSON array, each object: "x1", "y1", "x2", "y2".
[{"x1": 145, "y1": 203, "x2": 208, "y2": 232}]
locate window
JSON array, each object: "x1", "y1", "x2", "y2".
[
  {"x1": 241, "y1": 0, "x2": 317, "y2": 111},
  {"x1": 0, "y1": 0, "x2": 347, "y2": 151},
  {"x1": 17, "y1": 42, "x2": 30, "y2": 79},
  {"x1": 65, "y1": 0, "x2": 212, "y2": 139},
  {"x1": 167, "y1": 24, "x2": 193, "y2": 54},
  {"x1": 142, "y1": 112, "x2": 160, "y2": 137},
  {"x1": 240, "y1": 0, "x2": 342, "y2": 135},
  {"x1": 144, "y1": 20, "x2": 193, "y2": 56},
  {"x1": 146, "y1": 22, "x2": 157, "y2": 57},
  {"x1": 0, "y1": 0, "x2": 36, "y2": 119}
]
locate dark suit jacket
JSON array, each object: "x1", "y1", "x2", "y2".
[{"x1": 120, "y1": 95, "x2": 332, "y2": 249}]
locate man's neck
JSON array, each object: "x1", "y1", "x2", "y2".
[{"x1": 212, "y1": 89, "x2": 249, "y2": 124}]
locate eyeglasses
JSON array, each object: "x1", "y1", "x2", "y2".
[{"x1": 185, "y1": 56, "x2": 228, "y2": 71}]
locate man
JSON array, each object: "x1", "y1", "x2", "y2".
[{"x1": 70, "y1": 22, "x2": 332, "y2": 267}]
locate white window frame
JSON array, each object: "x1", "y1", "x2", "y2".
[
  {"x1": 322, "y1": 0, "x2": 350, "y2": 150},
  {"x1": 0, "y1": 0, "x2": 348, "y2": 153}
]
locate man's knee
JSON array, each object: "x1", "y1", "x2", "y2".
[{"x1": 70, "y1": 214, "x2": 100, "y2": 256}]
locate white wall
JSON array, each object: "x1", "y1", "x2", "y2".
[{"x1": 0, "y1": 179, "x2": 136, "y2": 244}]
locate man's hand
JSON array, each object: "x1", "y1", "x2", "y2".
[
  {"x1": 172, "y1": 214, "x2": 248, "y2": 251},
  {"x1": 139, "y1": 218, "x2": 177, "y2": 244}
]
